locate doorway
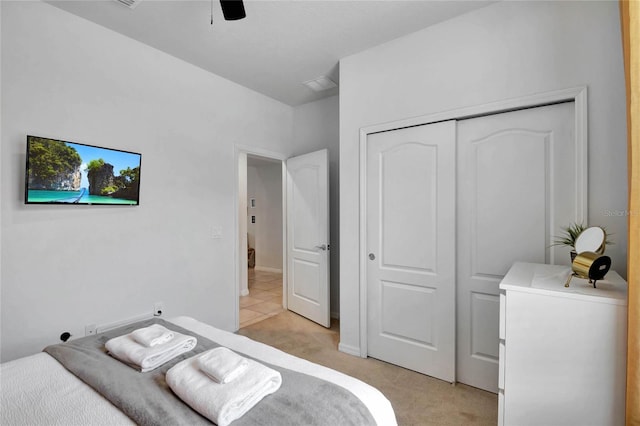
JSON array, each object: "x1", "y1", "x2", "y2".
[
  {"x1": 235, "y1": 146, "x2": 331, "y2": 331},
  {"x1": 240, "y1": 155, "x2": 285, "y2": 328},
  {"x1": 235, "y1": 147, "x2": 287, "y2": 331}
]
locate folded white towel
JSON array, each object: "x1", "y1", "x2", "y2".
[
  {"x1": 198, "y1": 347, "x2": 249, "y2": 384},
  {"x1": 105, "y1": 329, "x2": 197, "y2": 372},
  {"x1": 166, "y1": 351, "x2": 282, "y2": 426},
  {"x1": 131, "y1": 324, "x2": 175, "y2": 347}
]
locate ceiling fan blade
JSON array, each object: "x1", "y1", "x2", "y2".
[{"x1": 220, "y1": 0, "x2": 246, "y2": 21}]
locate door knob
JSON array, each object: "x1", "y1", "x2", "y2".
[
  {"x1": 369, "y1": 253, "x2": 375, "y2": 260},
  {"x1": 315, "y1": 244, "x2": 327, "y2": 251}
]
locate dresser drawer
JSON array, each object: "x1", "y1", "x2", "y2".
[
  {"x1": 499, "y1": 291, "x2": 506, "y2": 340},
  {"x1": 498, "y1": 341, "x2": 505, "y2": 390}
]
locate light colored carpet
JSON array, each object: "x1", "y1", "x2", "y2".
[{"x1": 238, "y1": 310, "x2": 498, "y2": 426}]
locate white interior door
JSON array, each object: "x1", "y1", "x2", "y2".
[
  {"x1": 366, "y1": 121, "x2": 456, "y2": 382},
  {"x1": 456, "y1": 102, "x2": 578, "y2": 392},
  {"x1": 286, "y1": 149, "x2": 330, "y2": 327}
]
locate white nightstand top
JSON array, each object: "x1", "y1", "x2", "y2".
[{"x1": 499, "y1": 262, "x2": 628, "y2": 305}]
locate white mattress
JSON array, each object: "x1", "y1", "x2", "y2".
[{"x1": 1, "y1": 316, "x2": 396, "y2": 426}]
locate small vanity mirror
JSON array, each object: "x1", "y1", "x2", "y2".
[{"x1": 574, "y1": 226, "x2": 606, "y2": 255}]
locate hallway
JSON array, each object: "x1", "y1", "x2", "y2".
[{"x1": 239, "y1": 269, "x2": 284, "y2": 328}]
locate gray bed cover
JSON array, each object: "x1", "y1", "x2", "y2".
[{"x1": 43, "y1": 318, "x2": 376, "y2": 426}]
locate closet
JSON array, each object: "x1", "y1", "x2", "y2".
[{"x1": 365, "y1": 102, "x2": 581, "y2": 392}]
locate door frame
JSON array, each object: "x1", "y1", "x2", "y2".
[
  {"x1": 234, "y1": 144, "x2": 288, "y2": 331},
  {"x1": 357, "y1": 86, "x2": 588, "y2": 358}
]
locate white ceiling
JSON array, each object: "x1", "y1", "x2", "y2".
[{"x1": 47, "y1": 0, "x2": 494, "y2": 106}]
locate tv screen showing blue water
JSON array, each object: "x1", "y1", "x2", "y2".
[{"x1": 25, "y1": 136, "x2": 141, "y2": 205}]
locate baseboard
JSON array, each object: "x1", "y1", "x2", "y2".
[
  {"x1": 254, "y1": 266, "x2": 283, "y2": 273},
  {"x1": 240, "y1": 289, "x2": 249, "y2": 296},
  {"x1": 330, "y1": 310, "x2": 339, "y2": 319},
  {"x1": 338, "y1": 342, "x2": 362, "y2": 357}
]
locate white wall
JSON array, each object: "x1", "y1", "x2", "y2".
[
  {"x1": 0, "y1": 1, "x2": 293, "y2": 361},
  {"x1": 292, "y1": 95, "x2": 340, "y2": 317},
  {"x1": 247, "y1": 161, "x2": 283, "y2": 271},
  {"x1": 339, "y1": 1, "x2": 628, "y2": 352},
  {"x1": 0, "y1": 2, "x2": 3, "y2": 346}
]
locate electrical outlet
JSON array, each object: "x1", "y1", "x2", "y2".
[
  {"x1": 154, "y1": 302, "x2": 164, "y2": 317},
  {"x1": 85, "y1": 324, "x2": 97, "y2": 336}
]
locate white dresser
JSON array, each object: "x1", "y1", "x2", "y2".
[{"x1": 498, "y1": 262, "x2": 627, "y2": 426}]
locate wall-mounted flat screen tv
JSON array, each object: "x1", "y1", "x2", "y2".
[{"x1": 25, "y1": 135, "x2": 141, "y2": 205}]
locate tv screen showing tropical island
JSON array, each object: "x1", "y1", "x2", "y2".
[{"x1": 25, "y1": 136, "x2": 141, "y2": 205}]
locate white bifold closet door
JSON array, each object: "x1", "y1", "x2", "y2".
[
  {"x1": 456, "y1": 102, "x2": 576, "y2": 392},
  {"x1": 365, "y1": 102, "x2": 579, "y2": 392},
  {"x1": 366, "y1": 121, "x2": 456, "y2": 382}
]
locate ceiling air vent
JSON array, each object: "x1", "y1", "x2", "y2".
[
  {"x1": 113, "y1": 0, "x2": 143, "y2": 9},
  {"x1": 303, "y1": 76, "x2": 338, "y2": 92}
]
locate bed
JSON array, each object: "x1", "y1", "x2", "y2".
[{"x1": 0, "y1": 316, "x2": 397, "y2": 426}]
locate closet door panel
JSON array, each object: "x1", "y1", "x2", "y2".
[
  {"x1": 473, "y1": 131, "x2": 547, "y2": 276},
  {"x1": 366, "y1": 120, "x2": 456, "y2": 382},
  {"x1": 456, "y1": 102, "x2": 578, "y2": 392},
  {"x1": 381, "y1": 143, "x2": 437, "y2": 271}
]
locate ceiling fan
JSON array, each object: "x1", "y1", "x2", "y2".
[{"x1": 113, "y1": 0, "x2": 246, "y2": 21}]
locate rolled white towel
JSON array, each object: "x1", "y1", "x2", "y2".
[
  {"x1": 167, "y1": 351, "x2": 282, "y2": 426},
  {"x1": 131, "y1": 324, "x2": 174, "y2": 347},
  {"x1": 198, "y1": 347, "x2": 249, "y2": 384},
  {"x1": 106, "y1": 330, "x2": 197, "y2": 372}
]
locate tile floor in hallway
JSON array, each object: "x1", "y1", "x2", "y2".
[{"x1": 240, "y1": 268, "x2": 284, "y2": 328}]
